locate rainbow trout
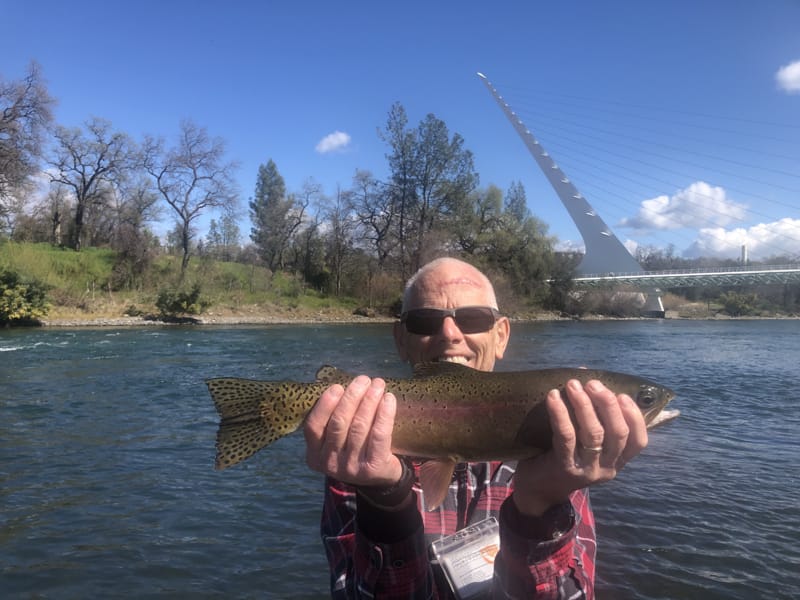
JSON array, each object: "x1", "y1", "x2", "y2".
[{"x1": 207, "y1": 362, "x2": 674, "y2": 508}]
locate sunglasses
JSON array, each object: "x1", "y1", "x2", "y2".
[{"x1": 400, "y1": 306, "x2": 501, "y2": 336}]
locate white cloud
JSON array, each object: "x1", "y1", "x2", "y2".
[
  {"x1": 620, "y1": 181, "x2": 746, "y2": 231},
  {"x1": 315, "y1": 130, "x2": 351, "y2": 154},
  {"x1": 683, "y1": 218, "x2": 800, "y2": 259},
  {"x1": 776, "y1": 60, "x2": 800, "y2": 94},
  {"x1": 554, "y1": 238, "x2": 585, "y2": 254},
  {"x1": 623, "y1": 238, "x2": 639, "y2": 256}
]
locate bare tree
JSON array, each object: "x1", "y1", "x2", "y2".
[
  {"x1": 0, "y1": 61, "x2": 55, "y2": 230},
  {"x1": 285, "y1": 179, "x2": 321, "y2": 279},
  {"x1": 143, "y1": 120, "x2": 239, "y2": 278},
  {"x1": 322, "y1": 185, "x2": 357, "y2": 295},
  {"x1": 49, "y1": 117, "x2": 135, "y2": 250},
  {"x1": 346, "y1": 169, "x2": 396, "y2": 268}
]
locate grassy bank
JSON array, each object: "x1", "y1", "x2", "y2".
[{"x1": 0, "y1": 241, "x2": 372, "y2": 322}]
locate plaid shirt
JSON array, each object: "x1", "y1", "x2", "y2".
[{"x1": 320, "y1": 461, "x2": 596, "y2": 599}]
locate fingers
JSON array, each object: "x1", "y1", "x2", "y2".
[
  {"x1": 303, "y1": 382, "x2": 347, "y2": 459},
  {"x1": 332, "y1": 377, "x2": 386, "y2": 457},
  {"x1": 567, "y1": 380, "x2": 607, "y2": 451},
  {"x1": 363, "y1": 391, "x2": 399, "y2": 483},
  {"x1": 514, "y1": 378, "x2": 651, "y2": 516},
  {"x1": 617, "y1": 393, "x2": 648, "y2": 467},
  {"x1": 556, "y1": 379, "x2": 637, "y2": 471},
  {"x1": 303, "y1": 376, "x2": 400, "y2": 485},
  {"x1": 585, "y1": 380, "x2": 630, "y2": 468}
]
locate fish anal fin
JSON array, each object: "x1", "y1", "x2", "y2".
[{"x1": 418, "y1": 458, "x2": 458, "y2": 510}]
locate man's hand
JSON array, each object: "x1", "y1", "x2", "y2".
[
  {"x1": 512, "y1": 379, "x2": 648, "y2": 516},
  {"x1": 303, "y1": 376, "x2": 403, "y2": 487}
]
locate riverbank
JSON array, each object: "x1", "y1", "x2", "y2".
[
  {"x1": 37, "y1": 304, "x2": 396, "y2": 327},
  {"x1": 35, "y1": 304, "x2": 798, "y2": 327}
]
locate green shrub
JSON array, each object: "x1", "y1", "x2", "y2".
[
  {"x1": 155, "y1": 284, "x2": 210, "y2": 317},
  {"x1": 719, "y1": 291, "x2": 758, "y2": 317},
  {"x1": 0, "y1": 269, "x2": 50, "y2": 325}
]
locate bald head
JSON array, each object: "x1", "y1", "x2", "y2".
[
  {"x1": 402, "y1": 258, "x2": 498, "y2": 312},
  {"x1": 395, "y1": 257, "x2": 509, "y2": 371}
]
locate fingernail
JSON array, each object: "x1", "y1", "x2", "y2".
[
  {"x1": 586, "y1": 380, "x2": 603, "y2": 392},
  {"x1": 353, "y1": 375, "x2": 371, "y2": 388}
]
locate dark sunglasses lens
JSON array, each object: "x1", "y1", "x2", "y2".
[
  {"x1": 403, "y1": 307, "x2": 497, "y2": 335},
  {"x1": 455, "y1": 308, "x2": 497, "y2": 333},
  {"x1": 403, "y1": 310, "x2": 443, "y2": 335}
]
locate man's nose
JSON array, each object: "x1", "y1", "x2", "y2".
[{"x1": 440, "y1": 315, "x2": 463, "y2": 338}]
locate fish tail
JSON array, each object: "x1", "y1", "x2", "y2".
[{"x1": 206, "y1": 378, "x2": 311, "y2": 470}]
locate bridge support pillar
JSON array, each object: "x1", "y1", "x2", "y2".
[{"x1": 642, "y1": 291, "x2": 665, "y2": 318}]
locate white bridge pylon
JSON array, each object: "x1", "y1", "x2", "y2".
[{"x1": 478, "y1": 72, "x2": 665, "y2": 315}]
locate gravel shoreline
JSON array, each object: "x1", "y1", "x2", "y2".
[
  {"x1": 38, "y1": 314, "x2": 399, "y2": 328},
  {"x1": 37, "y1": 312, "x2": 800, "y2": 327}
]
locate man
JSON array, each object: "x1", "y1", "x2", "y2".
[{"x1": 304, "y1": 257, "x2": 648, "y2": 598}]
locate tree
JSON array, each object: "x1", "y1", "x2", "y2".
[
  {"x1": 380, "y1": 103, "x2": 418, "y2": 279},
  {"x1": 504, "y1": 180, "x2": 528, "y2": 222},
  {"x1": 450, "y1": 182, "x2": 556, "y2": 301},
  {"x1": 412, "y1": 112, "x2": 477, "y2": 267},
  {"x1": 249, "y1": 159, "x2": 303, "y2": 272},
  {"x1": 379, "y1": 103, "x2": 478, "y2": 277},
  {"x1": 49, "y1": 117, "x2": 135, "y2": 250},
  {"x1": 206, "y1": 213, "x2": 240, "y2": 261},
  {"x1": 0, "y1": 61, "x2": 55, "y2": 231},
  {"x1": 144, "y1": 120, "x2": 239, "y2": 277},
  {"x1": 286, "y1": 179, "x2": 321, "y2": 282},
  {"x1": 451, "y1": 185, "x2": 504, "y2": 255},
  {"x1": 323, "y1": 185, "x2": 356, "y2": 295},
  {"x1": 347, "y1": 169, "x2": 395, "y2": 267},
  {"x1": 108, "y1": 177, "x2": 161, "y2": 289}
]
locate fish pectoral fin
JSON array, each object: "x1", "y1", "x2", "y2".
[{"x1": 418, "y1": 458, "x2": 458, "y2": 511}]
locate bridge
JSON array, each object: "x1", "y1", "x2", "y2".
[
  {"x1": 477, "y1": 73, "x2": 800, "y2": 314},
  {"x1": 573, "y1": 264, "x2": 800, "y2": 289}
]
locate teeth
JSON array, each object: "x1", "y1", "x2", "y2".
[{"x1": 439, "y1": 356, "x2": 469, "y2": 364}]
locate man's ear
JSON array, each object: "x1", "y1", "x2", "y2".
[
  {"x1": 393, "y1": 320, "x2": 409, "y2": 361},
  {"x1": 494, "y1": 316, "x2": 510, "y2": 360}
]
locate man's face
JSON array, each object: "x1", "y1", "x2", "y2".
[{"x1": 393, "y1": 264, "x2": 510, "y2": 373}]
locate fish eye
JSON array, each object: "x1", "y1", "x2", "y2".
[{"x1": 636, "y1": 386, "x2": 658, "y2": 409}]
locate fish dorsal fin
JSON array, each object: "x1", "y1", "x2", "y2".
[
  {"x1": 418, "y1": 457, "x2": 458, "y2": 510},
  {"x1": 412, "y1": 361, "x2": 472, "y2": 378},
  {"x1": 315, "y1": 365, "x2": 353, "y2": 385}
]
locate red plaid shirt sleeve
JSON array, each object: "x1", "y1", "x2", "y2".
[{"x1": 319, "y1": 461, "x2": 596, "y2": 599}]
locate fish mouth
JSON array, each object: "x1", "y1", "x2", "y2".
[{"x1": 647, "y1": 408, "x2": 680, "y2": 429}]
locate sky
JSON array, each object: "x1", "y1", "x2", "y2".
[{"x1": 3, "y1": 0, "x2": 799, "y2": 262}]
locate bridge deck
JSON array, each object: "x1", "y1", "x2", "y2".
[{"x1": 572, "y1": 265, "x2": 800, "y2": 288}]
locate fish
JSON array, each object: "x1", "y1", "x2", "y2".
[{"x1": 207, "y1": 362, "x2": 675, "y2": 509}]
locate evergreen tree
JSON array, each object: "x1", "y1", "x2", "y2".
[{"x1": 249, "y1": 159, "x2": 297, "y2": 271}]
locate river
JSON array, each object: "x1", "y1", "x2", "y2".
[{"x1": 1, "y1": 320, "x2": 798, "y2": 598}]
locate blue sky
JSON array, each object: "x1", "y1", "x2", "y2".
[{"x1": 3, "y1": 1, "x2": 799, "y2": 261}]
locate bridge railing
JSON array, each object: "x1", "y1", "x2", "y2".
[{"x1": 575, "y1": 264, "x2": 800, "y2": 280}]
